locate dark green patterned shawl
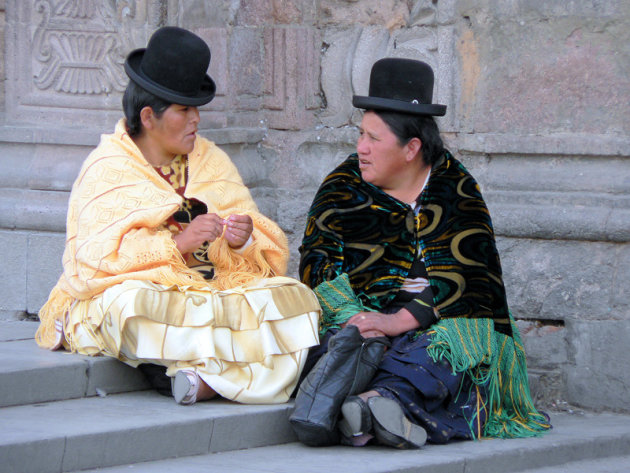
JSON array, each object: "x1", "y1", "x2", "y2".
[{"x1": 299, "y1": 151, "x2": 512, "y2": 337}]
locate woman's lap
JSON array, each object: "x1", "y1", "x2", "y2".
[
  {"x1": 304, "y1": 329, "x2": 488, "y2": 443},
  {"x1": 67, "y1": 277, "x2": 320, "y2": 403},
  {"x1": 369, "y1": 331, "x2": 488, "y2": 443}
]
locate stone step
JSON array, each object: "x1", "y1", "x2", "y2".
[
  {"x1": 4, "y1": 322, "x2": 630, "y2": 473},
  {"x1": 0, "y1": 332, "x2": 149, "y2": 408},
  {"x1": 518, "y1": 455, "x2": 630, "y2": 473},
  {"x1": 62, "y1": 412, "x2": 630, "y2": 473},
  {"x1": 0, "y1": 391, "x2": 296, "y2": 473}
]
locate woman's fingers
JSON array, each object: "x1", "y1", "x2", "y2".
[
  {"x1": 177, "y1": 213, "x2": 255, "y2": 252},
  {"x1": 225, "y1": 214, "x2": 253, "y2": 248}
]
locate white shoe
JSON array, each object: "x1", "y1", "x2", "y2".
[
  {"x1": 51, "y1": 318, "x2": 65, "y2": 351},
  {"x1": 172, "y1": 370, "x2": 200, "y2": 405}
]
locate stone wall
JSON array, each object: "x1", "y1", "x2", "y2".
[{"x1": 1, "y1": 0, "x2": 629, "y2": 412}]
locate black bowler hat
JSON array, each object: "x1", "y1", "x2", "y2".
[
  {"x1": 353, "y1": 58, "x2": 446, "y2": 116},
  {"x1": 124, "y1": 26, "x2": 216, "y2": 106}
]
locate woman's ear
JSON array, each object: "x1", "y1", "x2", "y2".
[
  {"x1": 406, "y1": 137, "x2": 422, "y2": 161},
  {"x1": 139, "y1": 106, "x2": 155, "y2": 130}
]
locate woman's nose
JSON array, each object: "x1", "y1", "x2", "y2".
[
  {"x1": 357, "y1": 135, "x2": 368, "y2": 154},
  {"x1": 189, "y1": 107, "x2": 200, "y2": 124}
]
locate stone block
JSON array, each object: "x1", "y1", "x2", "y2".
[
  {"x1": 221, "y1": 143, "x2": 269, "y2": 187},
  {"x1": 0, "y1": 230, "x2": 27, "y2": 314},
  {"x1": 293, "y1": 140, "x2": 355, "y2": 188},
  {"x1": 566, "y1": 319, "x2": 630, "y2": 411},
  {"x1": 26, "y1": 232, "x2": 66, "y2": 315},
  {"x1": 28, "y1": 143, "x2": 90, "y2": 191},
  {"x1": 409, "y1": 1, "x2": 437, "y2": 26},
  {"x1": 457, "y1": 154, "x2": 630, "y2": 242},
  {"x1": 463, "y1": 154, "x2": 630, "y2": 195},
  {"x1": 61, "y1": 413, "x2": 212, "y2": 472},
  {"x1": 612, "y1": 247, "x2": 630, "y2": 316},
  {"x1": 249, "y1": 188, "x2": 281, "y2": 224},
  {"x1": 455, "y1": 2, "x2": 630, "y2": 135},
  {"x1": 497, "y1": 238, "x2": 628, "y2": 322},
  {"x1": 14, "y1": 190, "x2": 69, "y2": 233},
  {"x1": 0, "y1": 339, "x2": 88, "y2": 407},
  {"x1": 517, "y1": 320, "x2": 568, "y2": 369},
  {"x1": 1, "y1": 437, "x2": 65, "y2": 473},
  {"x1": 209, "y1": 404, "x2": 295, "y2": 453},
  {"x1": 275, "y1": 188, "x2": 317, "y2": 277},
  {"x1": 263, "y1": 26, "x2": 320, "y2": 130},
  {"x1": 193, "y1": 27, "x2": 229, "y2": 112},
  {"x1": 436, "y1": 0, "x2": 457, "y2": 24},
  {"x1": 320, "y1": 24, "x2": 450, "y2": 128},
  {"x1": 436, "y1": 24, "x2": 457, "y2": 133},
  {"x1": 85, "y1": 357, "x2": 150, "y2": 397},
  {"x1": 0, "y1": 6, "x2": 4, "y2": 106},
  {"x1": 318, "y1": 0, "x2": 410, "y2": 29},
  {"x1": 0, "y1": 320, "x2": 37, "y2": 341},
  {"x1": 488, "y1": 198, "x2": 630, "y2": 243},
  {"x1": 260, "y1": 127, "x2": 357, "y2": 190},
  {"x1": 350, "y1": 26, "x2": 391, "y2": 98},
  {"x1": 172, "y1": 0, "x2": 238, "y2": 27},
  {"x1": 0, "y1": 189, "x2": 68, "y2": 232},
  {"x1": 319, "y1": 27, "x2": 360, "y2": 126},
  {"x1": 235, "y1": 0, "x2": 313, "y2": 25},
  {"x1": 230, "y1": 27, "x2": 264, "y2": 102},
  {"x1": 458, "y1": 0, "x2": 629, "y2": 18},
  {"x1": 527, "y1": 368, "x2": 566, "y2": 409}
]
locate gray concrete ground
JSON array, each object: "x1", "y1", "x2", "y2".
[{"x1": 1, "y1": 320, "x2": 629, "y2": 473}]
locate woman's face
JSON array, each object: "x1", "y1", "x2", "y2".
[
  {"x1": 149, "y1": 104, "x2": 200, "y2": 158},
  {"x1": 356, "y1": 111, "x2": 409, "y2": 190}
]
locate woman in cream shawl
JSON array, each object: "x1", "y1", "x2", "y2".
[{"x1": 36, "y1": 27, "x2": 320, "y2": 405}]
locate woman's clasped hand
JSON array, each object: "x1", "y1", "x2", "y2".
[{"x1": 174, "y1": 213, "x2": 253, "y2": 254}]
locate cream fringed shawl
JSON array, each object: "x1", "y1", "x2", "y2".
[{"x1": 36, "y1": 119, "x2": 289, "y2": 349}]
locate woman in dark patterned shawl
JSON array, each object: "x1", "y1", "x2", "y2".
[{"x1": 298, "y1": 58, "x2": 550, "y2": 449}]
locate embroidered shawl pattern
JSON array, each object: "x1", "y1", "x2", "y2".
[{"x1": 299, "y1": 152, "x2": 512, "y2": 336}]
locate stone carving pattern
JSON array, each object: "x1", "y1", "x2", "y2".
[{"x1": 31, "y1": 0, "x2": 142, "y2": 96}]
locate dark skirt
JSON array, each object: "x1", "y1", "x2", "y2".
[{"x1": 301, "y1": 329, "x2": 488, "y2": 444}]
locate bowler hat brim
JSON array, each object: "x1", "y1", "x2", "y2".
[
  {"x1": 125, "y1": 49, "x2": 216, "y2": 106},
  {"x1": 353, "y1": 95, "x2": 446, "y2": 116}
]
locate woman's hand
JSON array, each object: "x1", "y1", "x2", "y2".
[
  {"x1": 346, "y1": 308, "x2": 420, "y2": 338},
  {"x1": 173, "y1": 213, "x2": 226, "y2": 254},
  {"x1": 224, "y1": 214, "x2": 253, "y2": 249}
]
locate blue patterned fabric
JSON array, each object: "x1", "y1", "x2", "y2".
[{"x1": 370, "y1": 330, "x2": 488, "y2": 443}]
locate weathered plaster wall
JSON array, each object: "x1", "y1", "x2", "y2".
[{"x1": 1, "y1": 0, "x2": 629, "y2": 412}]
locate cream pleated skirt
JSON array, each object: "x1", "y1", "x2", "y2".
[{"x1": 65, "y1": 276, "x2": 321, "y2": 404}]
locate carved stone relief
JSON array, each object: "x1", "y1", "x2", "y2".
[{"x1": 5, "y1": 0, "x2": 163, "y2": 126}]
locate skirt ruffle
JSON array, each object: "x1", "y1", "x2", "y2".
[{"x1": 67, "y1": 277, "x2": 320, "y2": 404}]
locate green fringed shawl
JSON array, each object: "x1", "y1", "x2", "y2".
[
  {"x1": 313, "y1": 273, "x2": 365, "y2": 335},
  {"x1": 428, "y1": 315, "x2": 550, "y2": 439}
]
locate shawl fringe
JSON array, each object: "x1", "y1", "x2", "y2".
[
  {"x1": 426, "y1": 316, "x2": 551, "y2": 439},
  {"x1": 312, "y1": 273, "x2": 365, "y2": 335},
  {"x1": 206, "y1": 238, "x2": 275, "y2": 291}
]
